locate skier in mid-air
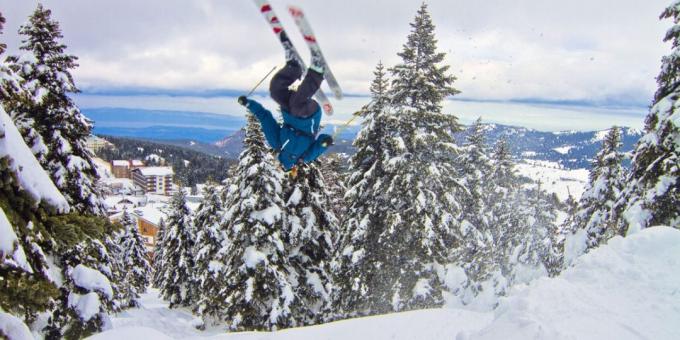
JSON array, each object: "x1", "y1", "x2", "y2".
[{"x1": 238, "y1": 44, "x2": 333, "y2": 172}]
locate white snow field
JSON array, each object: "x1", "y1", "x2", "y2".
[
  {"x1": 516, "y1": 159, "x2": 589, "y2": 201},
  {"x1": 89, "y1": 226, "x2": 680, "y2": 340}
]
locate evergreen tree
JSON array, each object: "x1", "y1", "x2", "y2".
[
  {"x1": 567, "y1": 127, "x2": 625, "y2": 249},
  {"x1": 0, "y1": 11, "x2": 48, "y2": 164},
  {"x1": 389, "y1": 4, "x2": 460, "y2": 113},
  {"x1": 654, "y1": 0, "x2": 680, "y2": 102},
  {"x1": 341, "y1": 4, "x2": 464, "y2": 315},
  {"x1": 152, "y1": 217, "x2": 167, "y2": 288},
  {"x1": 284, "y1": 165, "x2": 337, "y2": 324},
  {"x1": 334, "y1": 62, "x2": 396, "y2": 317},
  {"x1": 192, "y1": 184, "x2": 228, "y2": 324},
  {"x1": 118, "y1": 210, "x2": 151, "y2": 307},
  {"x1": 511, "y1": 184, "x2": 561, "y2": 281},
  {"x1": 318, "y1": 154, "x2": 347, "y2": 220},
  {"x1": 157, "y1": 190, "x2": 196, "y2": 308},
  {"x1": 379, "y1": 2, "x2": 464, "y2": 312},
  {"x1": 455, "y1": 118, "x2": 495, "y2": 287},
  {"x1": 2, "y1": 64, "x2": 118, "y2": 337},
  {"x1": 200, "y1": 115, "x2": 298, "y2": 330},
  {"x1": 487, "y1": 137, "x2": 524, "y2": 277},
  {"x1": 0, "y1": 107, "x2": 60, "y2": 332},
  {"x1": 43, "y1": 214, "x2": 119, "y2": 339},
  {"x1": 102, "y1": 227, "x2": 126, "y2": 312},
  {"x1": 5, "y1": 4, "x2": 105, "y2": 215},
  {"x1": 615, "y1": 3, "x2": 680, "y2": 232}
]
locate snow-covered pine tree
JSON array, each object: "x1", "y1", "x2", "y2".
[
  {"x1": 655, "y1": 0, "x2": 680, "y2": 103},
  {"x1": 318, "y1": 154, "x2": 347, "y2": 220},
  {"x1": 334, "y1": 61, "x2": 396, "y2": 317},
  {"x1": 192, "y1": 184, "x2": 228, "y2": 323},
  {"x1": 615, "y1": 2, "x2": 680, "y2": 232},
  {"x1": 455, "y1": 118, "x2": 496, "y2": 287},
  {"x1": 283, "y1": 164, "x2": 337, "y2": 324},
  {"x1": 152, "y1": 217, "x2": 166, "y2": 288},
  {"x1": 5, "y1": 4, "x2": 105, "y2": 215},
  {"x1": 389, "y1": 4, "x2": 460, "y2": 113},
  {"x1": 356, "y1": 3, "x2": 463, "y2": 313},
  {"x1": 0, "y1": 105, "x2": 63, "y2": 335},
  {"x1": 3, "y1": 32, "x2": 118, "y2": 335},
  {"x1": 511, "y1": 183, "x2": 561, "y2": 281},
  {"x1": 566, "y1": 127, "x2": 625, "y2": 249},
  {"x1": 486, "y1": 137, "x2": 523, "y2": 277},
  {"x1": 200, "y1": 114, "x2": 297, "y2": 330},
  {"x1": 157, "y1": 190, "x2": 196, "y2": 308},
  {"x1": 43, "y1": 214, "x2": 120, "y2": 339},
  {"x1": 101, "y1": 225, "x2": 126, "y2": 312},
  {"x1": 118, "y1": 210, "x2": 151, "y2": 307},
  {"x1": 0, "y1": 12, "x2": 48, "y2": 164}
]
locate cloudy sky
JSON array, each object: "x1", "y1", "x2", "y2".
[{"x1": 0, "y1": 0, "x2": 674, "y2": 130}]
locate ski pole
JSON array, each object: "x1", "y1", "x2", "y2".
[
  {"x1": 331, "y1": 115, "x2": 360, "y2": 141},
  {"x1": 331, "y1": 101, "x2": 374, "y2": 140},
  {"x1": 246, "y1": 66, "x2": 277, "y2": 97}
]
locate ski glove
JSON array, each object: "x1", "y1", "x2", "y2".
[
  {"x1": 319, "y1": 135, "x2": 333, "y2": 147},
  {"x1": 238, "y1": 96, "x2": 248, "y2": 106}
]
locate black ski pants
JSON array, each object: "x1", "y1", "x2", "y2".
[{"x1": 270, "y1": 61, "x2": 323, "y2": 118}]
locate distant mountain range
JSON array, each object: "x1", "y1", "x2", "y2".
[
  {"x1": 455, "y1": 124, "x2": 642, "y2": 169},
  {"x1": 84, "y1": 107, "x2": 643, "y2": 170}
]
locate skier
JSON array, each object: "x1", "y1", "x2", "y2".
[{"x1": 238, "y1": 52, "x2": 333, "y2": 173}]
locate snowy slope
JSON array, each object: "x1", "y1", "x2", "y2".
[
  {"x1": 515, "y1": 159, "x2": 589, "y2": 200},
  {"x1": 90, "y1": 227, "x2": 680, "y2": 340},
  {"x1": 471, "y1": 226, "x2": 680, "y2": 340}
]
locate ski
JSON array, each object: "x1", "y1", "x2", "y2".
[
  {"x1": 288, "y1": 6, "x2": 343, "y2": 100},
  {"x1": 253, "y1": 0, "x2": 334, "y2": 115}
]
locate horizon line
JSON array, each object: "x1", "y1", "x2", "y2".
[{"x1": 78, "y1": 87, "x2": 650, "y2": 111}]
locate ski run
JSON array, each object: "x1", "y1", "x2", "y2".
[{"x1": 91, "y1": 226, "x2": 680, "y2": 340}]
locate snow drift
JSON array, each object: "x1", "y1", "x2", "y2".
[{"x1": 90, "y1": 226, "x2": 680, "y2": 340}]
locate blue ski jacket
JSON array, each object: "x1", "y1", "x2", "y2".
[{"x1": 245, "y1": 98, "x2": 331, "y2": 171}]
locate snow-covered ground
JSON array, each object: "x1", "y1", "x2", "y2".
[
  {"x1": 516, "y1": 159, "x2": 589, "y2": 201},
  {"x1": 89, "y1": 226, "x2": 680, "y2": 340}
]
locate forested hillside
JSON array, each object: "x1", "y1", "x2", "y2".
[{"x1": 96, "y1": 136, "x2": 236, "y2": 187}]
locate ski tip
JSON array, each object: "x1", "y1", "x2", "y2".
[{"x1": 288, "y1": 6, "x2": 303, "y2": 18}]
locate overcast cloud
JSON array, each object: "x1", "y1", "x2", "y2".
[{"x1": 0, "y1": 0, "x2": 672, "y2": 106}]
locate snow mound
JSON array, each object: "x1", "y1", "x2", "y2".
[
  {"x1": 88, "y1": 326, "x2": 173, "y2": 340},
  {"x1": 90, "y1": 227, "x2": 680, "y2": 340},
  {"x1": 0, "y1": 108, "x2": 69, "y2": 212},
  {"x1": 68, "y1": 292, "x2": 102, "y2": 322},
  {"x1": 71, "y1": 264, "x2": 114, "y2": 299},
  {"x1": 472, "y1": 226, "x2": 680, "y2": 340},
  {"x1": 0, "y1": 311, "x2": 33, "y2": 340}
]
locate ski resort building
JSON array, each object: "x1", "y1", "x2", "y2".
[
  {"x1": 112, "y1": 159, "x2": 145, "y2": 178},
  {"x1": 132, "y1": 166, "x2": 175, "y2": 195},
  {"x1": 109, "y1": 204, "x2": 167, "y2": 255},
  {"x1": 85, "y1": 135, "x2": 113, "y2": 152}
]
